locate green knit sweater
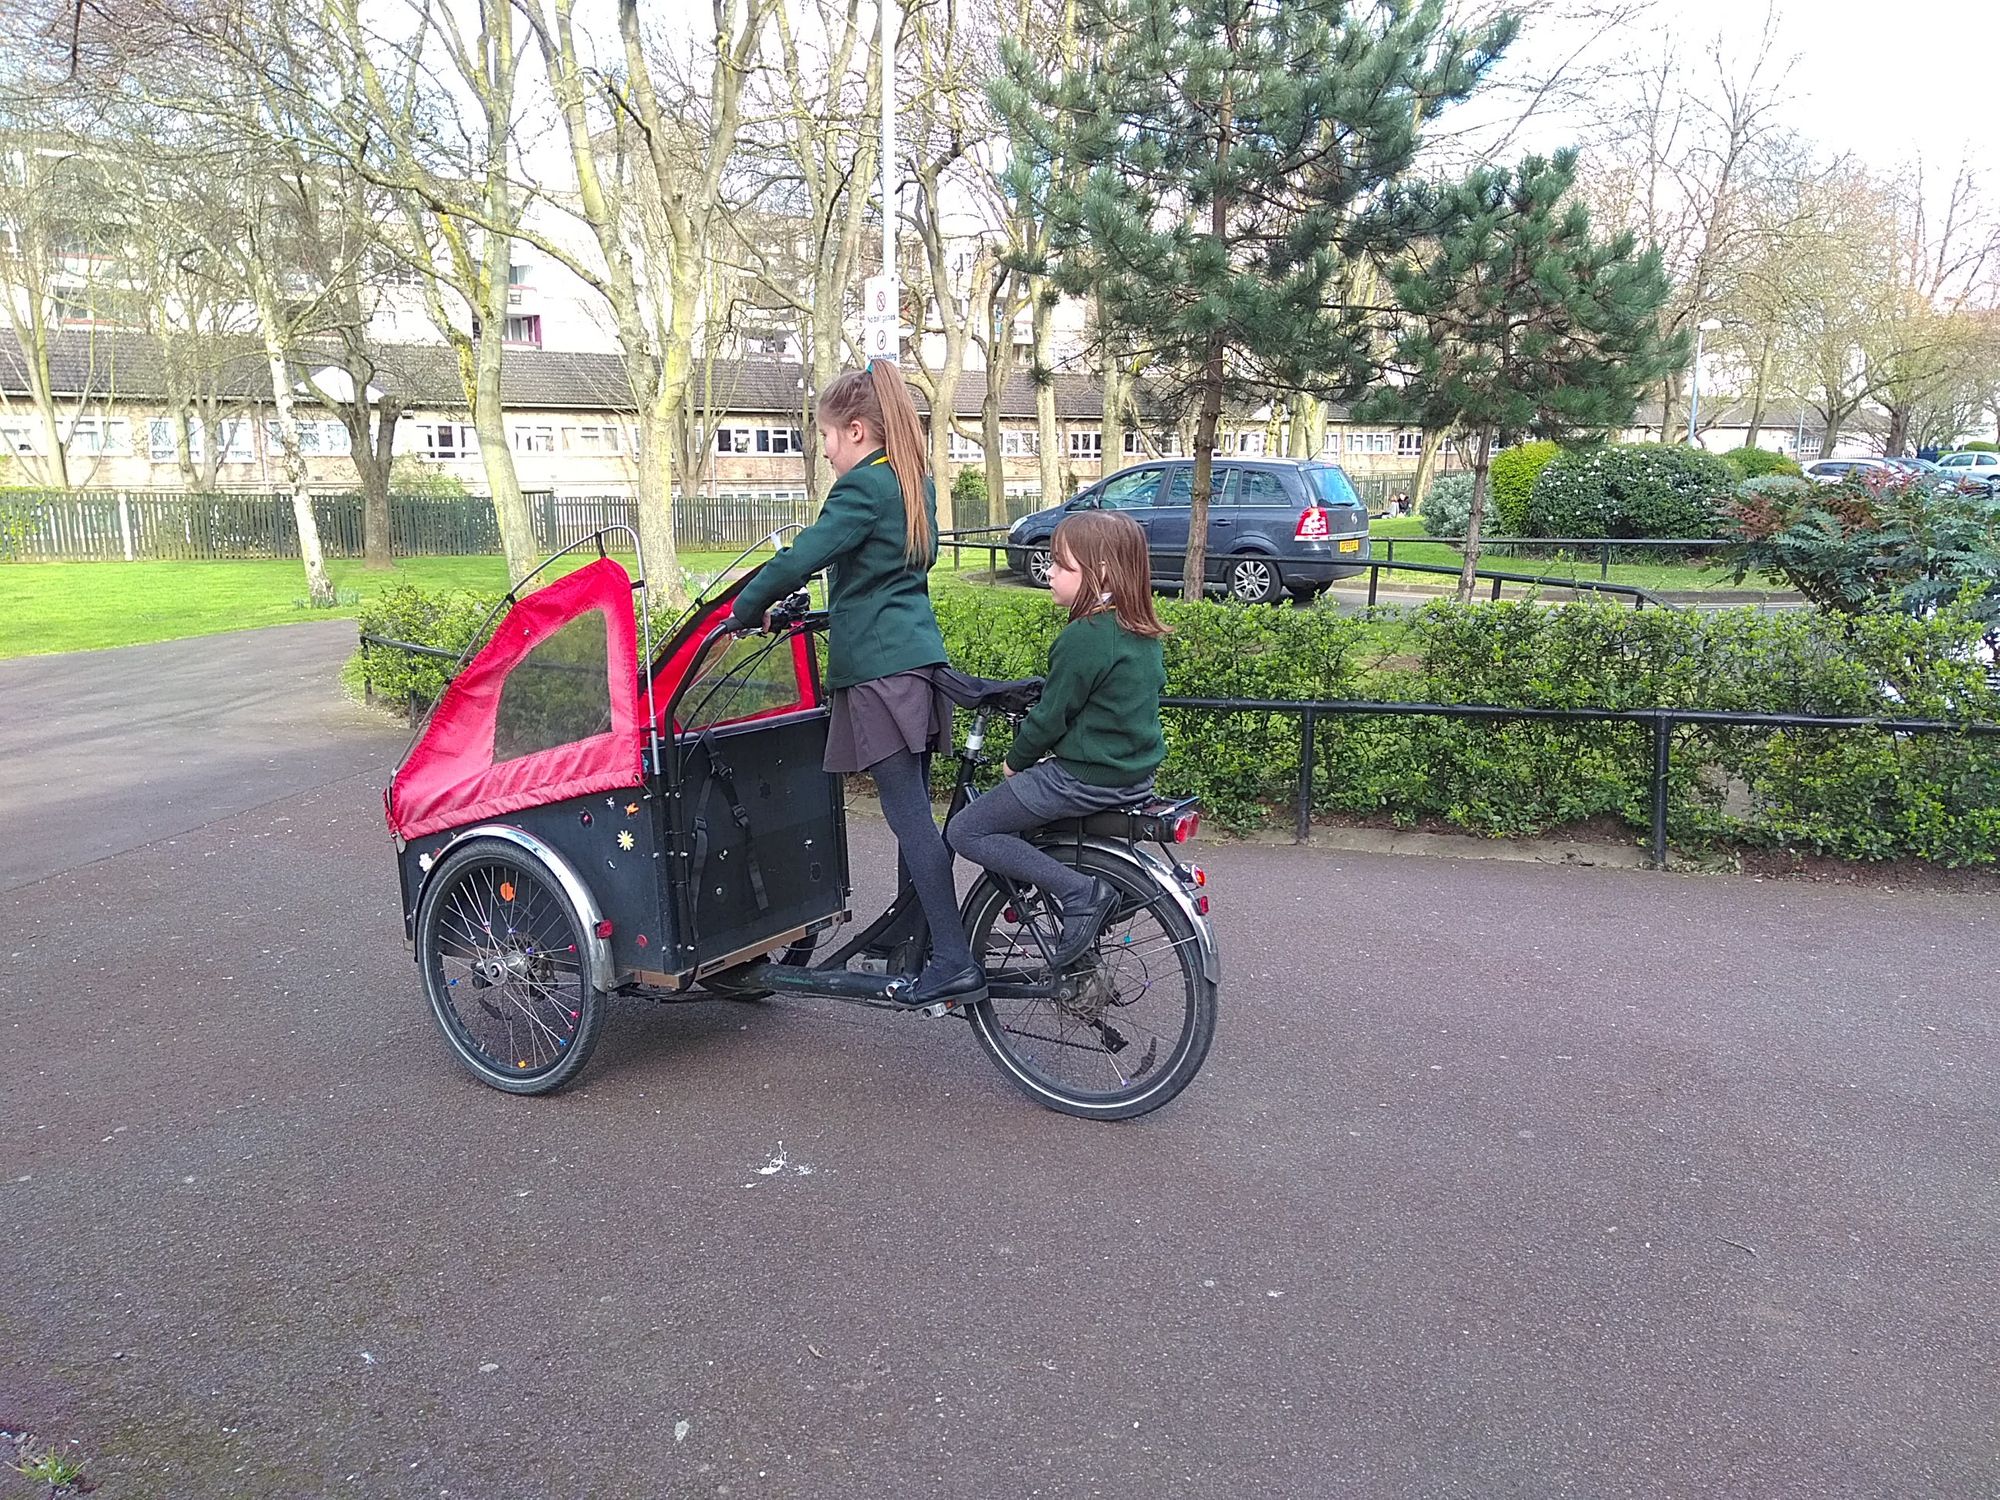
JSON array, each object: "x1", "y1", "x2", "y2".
[
  {"x1": 729, "y1": 450, "x2": 948, "y2": 689},
  {"x1": 1005, "y1": 609, "x2": 1166, "y2": 786}
]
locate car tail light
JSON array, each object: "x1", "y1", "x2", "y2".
[
  {"x1": 1172, "y1": 812, "x2": 1200, "y2": 843},
  {"x1": 1295, "y1": 507, "x2": 1331, "y2": 541}
]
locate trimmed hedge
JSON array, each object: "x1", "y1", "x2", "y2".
[
  {"x1": 1488, "y1": 441, "x2": 1562, "y2": 535},
  {"x1": 1722, "y1": 445, "x2": 1803, "y2": 480},
  {"x1": 1526, "y1": 442, "x2": 1735, "y2": 540},
  {"x1": 353, "y1": 582, "x2": 2000, "y2": 863}
]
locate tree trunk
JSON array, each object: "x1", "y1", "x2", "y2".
[
  {"x1": 1032, "y1": 279, "x2": 1061, "y2": 505},
  {"x1": 1263, "y1": 401, "x2": 1285, "y2": 457},
  {"x1": 1099, "y1": 355, "x2": 1126, "y2": 480},
  {"x1": 1883, "y1": 406, "x2": 1911, "y2": 458},
  {"x1": 358, "y1": 426, "x2": 394, "y2": 570},
  {"x1": 1457, "y1": 424, "x2": 1495, "y2": 604},
  {"x1": 1411, "y1": 428, "x2": 1447, "y2": 512},
  {"x1": 1289, "y1": 395, "x2": 1323, "y2": 459},
  {"x1": 1743, "y1": 332, "x2": 1775, "y2": 449},
  {"x1": 262, "y1": 344, "x2": 335, "y2": 607},
  {"x1": 1186, "y1": 335, "x2": 1225, "y2": 601},
  {"x1": 982, "y1": 368, "x2": 1007, "y2": 528}
]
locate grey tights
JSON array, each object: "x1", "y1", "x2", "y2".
[
  {"x1": 943, "y1": 779, "x2": 1093, "y2": 908},
  {"x1": 869, "y1": 749, "x2": 975, "y2": 970}
]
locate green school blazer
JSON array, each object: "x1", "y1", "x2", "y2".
[{"x1": 730, "y1": 449, "x2": 949, "y2": 690}]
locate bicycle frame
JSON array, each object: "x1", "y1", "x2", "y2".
[{"x1": 704, "y1": 612, "x2": 1217, "y2": 1012}]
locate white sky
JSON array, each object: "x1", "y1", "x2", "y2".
[{"x1": 1503, "y1": 0, "x2": 2000, "y2": 170}]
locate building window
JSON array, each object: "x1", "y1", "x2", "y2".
[
  {"x1": 947, "y1": 430, "x2": 984, "y2": 462},
  {"x1": 512, "y1": 425, "x2": 555, "y2": 453},
  {"x1": 1, "y1": 419, "x2": 40, "y2": 455},
  {"x1": 503, "y1": 314, "x2": 542, "y2": 347},
  {"x1": 508, "y1": 262, "x2": 531, "y2": 286},
  {"x1": 418, "y1": 422, "x2": 479, "y2": 460},
  {"x1": 1396, "y1": 431, "x2": 1422, "y2": 458},
  {"x1": 67, "y1": 417, "x2": 130, "y2": 456},
  {"x1": 214, "y1": 419, "x2": 255, "y2": 464},
  {"x1": 754, "y1": 426, "x2": 803, "y2": 456},
  {"x1": 149, "y1": 417, "x2": 198, "y2": 461},
  {"x1": 716, "y1": 426, "x2": 754, "y2": 454},
  {"x1": 1068, "y1": 430, "x2": 1103, "y2": 460},
  {"x1": 263, "y1": 419, "x2": 350, "y2": 456},
  {"x1": 1320, "y1": 431, "x2": 1341, "y2": 457},
  {"x1": 565, "y1": 424, "x2": 621, "y2": 455},
  {"x1": 1000, "y1": 428, "x2": 1038, "y2": 457},
  {"x1": 1234, "y1": 431, "x2": 1266, "y2": 455}
]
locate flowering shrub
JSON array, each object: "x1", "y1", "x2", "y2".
[{"x1": 1526, "y1": 442, "x2": 1735, "y2": 540}]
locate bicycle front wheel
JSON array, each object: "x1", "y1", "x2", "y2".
[{"x1": 962, "y1": 849, "x2": 1217, "y2": 1120}]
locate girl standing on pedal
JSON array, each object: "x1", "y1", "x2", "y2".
[
  {"x1": 947, "y1": 510, "x2": 1168, "y2": 966},
  {"x1": 728, "y1": 362, "x2": 983, "y2": 1006}
]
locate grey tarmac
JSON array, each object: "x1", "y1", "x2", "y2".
[{"x1": 2, "y1": 626, "x2": 1995, "y2": 1499}]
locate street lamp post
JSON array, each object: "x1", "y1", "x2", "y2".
[{"x1": 1687, "y1": 317, "x2": 1723, "y2": 447}]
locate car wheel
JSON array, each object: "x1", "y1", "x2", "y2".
[
  {"x1": 1027, "y1": 546, "x2": 1054, "y2": 587},
  {"x1": 1226, "y1": 555, "x2": 1282, "y2": 604}
]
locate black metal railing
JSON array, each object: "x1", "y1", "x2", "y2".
[
  {"x1": 357, "y1": 627, "x2": 2000, "y2": 869},
  {"x1": 1380, "y1": 534, "x2": 1734, "y2": 583},
  {"x1": 1162, "y1": 696, "x2": 2000, "y2": 865},
  {"x1": 934, "y1": 523, "x2": 1674, "y2": 609}
]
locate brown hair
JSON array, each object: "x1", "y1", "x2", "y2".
[
  {"x1": 816, "y1": 363, "x2": 933, "y2": 564},
  {"x1": 1051, "y1": 511, "x2": 1169, "y2": 638}
]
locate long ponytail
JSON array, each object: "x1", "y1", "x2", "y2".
[
  {"x1": 817, "y1": 362, "x2": 934, "y2": 565},
  {"x1": 870, "y1": 362, "x2": 933, "y2": 565}
]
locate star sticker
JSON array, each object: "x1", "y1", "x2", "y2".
[{"x1": 617, "y1": 830, "x2": 635, "y2": 851}]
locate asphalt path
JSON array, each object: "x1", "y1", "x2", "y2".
[{"x1": 3, "y1": 627, "x2": 1997, "y2": 1499}]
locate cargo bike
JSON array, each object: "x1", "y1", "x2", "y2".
[{"x1": 384, "y1": 528, "x2": 1219, "y2": 1120}]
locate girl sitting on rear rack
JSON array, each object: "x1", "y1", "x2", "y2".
[{"x1": 947, "y1": 511, "x2": 1168, "y2": 967}]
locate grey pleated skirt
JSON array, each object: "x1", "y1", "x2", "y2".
[{"x1": 824, "y1": 667, "x2": 954, "y2": 772}]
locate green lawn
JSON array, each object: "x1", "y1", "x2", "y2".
[
  {"x1": 1365, "y1": 516, "x2": 1787, "y2": 597},
  {"x1": 0, "y1": 545, "x2": 1008, "y2": 659}
]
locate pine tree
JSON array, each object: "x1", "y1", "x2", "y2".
[
  {"x1": 1354, "y1": 150, "x2": 1683, "y2": 599},
  {"x1": 993, "y1": 0, "x2": 1513, "y2": 598}
]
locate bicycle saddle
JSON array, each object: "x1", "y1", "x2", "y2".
[{"x1": 933, "y1": 667, "x2": 1044, "y2": 714}]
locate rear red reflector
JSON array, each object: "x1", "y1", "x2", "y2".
[
  {"x1": 594, "y1": 919, "x2": 614, "y2": 939},
  {"x1": 1295, "y1": 507, "x2": 1331, "y2": 541},
  {"x1": 1195, "y1": 895, "x2": 1210, "y2": 916}
]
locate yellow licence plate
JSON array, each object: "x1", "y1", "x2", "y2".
[{"x1": 1338, "y1": 538, "x2": 1361, "y2": 553}]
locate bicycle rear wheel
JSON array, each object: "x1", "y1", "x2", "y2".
[{"x1": 961, "y1": 848, "x2": 1216, "y2": 1120}]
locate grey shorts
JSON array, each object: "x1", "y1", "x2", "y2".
[
  {"x1": 825, "y1": 668, "x2": 953, "y2": 773},
  {"x1": 1005, "y1": 758, "x2": 1155, "y2": 822}
]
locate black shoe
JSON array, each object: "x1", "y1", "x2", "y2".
[
  {"x1": 901, "y1": 956, "x2": 988, "y2": 1007},
  {"x1": 1049, "y1": 879, "x2": 1118, "y2": 968}
]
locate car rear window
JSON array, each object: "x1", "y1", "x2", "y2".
[
  {"x1": 1307, "y1": 465, "x2": 1361, "y2": 507},
  {"x1": 1235, "y1": 470, "x2": 1292, "y2": 507}
]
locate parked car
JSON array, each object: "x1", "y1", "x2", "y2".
[
  {"x1": 1003, "y1": 458, "x2": 1371, "y2": 604},
  {"x1": 1801, "y1": 457, "x2": 1894, "y2": 485},
  {"x1": 1937, "y1": 451, "x2": 2000, "y2": 490},
  {"x1": 1885, "y1": 455, "x2": 1978, "y2": 494}
]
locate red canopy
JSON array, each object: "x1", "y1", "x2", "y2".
[{"x1": 387, "y1": 556, "x2": 644, "y2": 840}]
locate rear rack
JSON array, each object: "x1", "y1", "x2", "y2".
[{"x1": 1071, "y1": 794, "x2": 1201, "y2": 845}]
